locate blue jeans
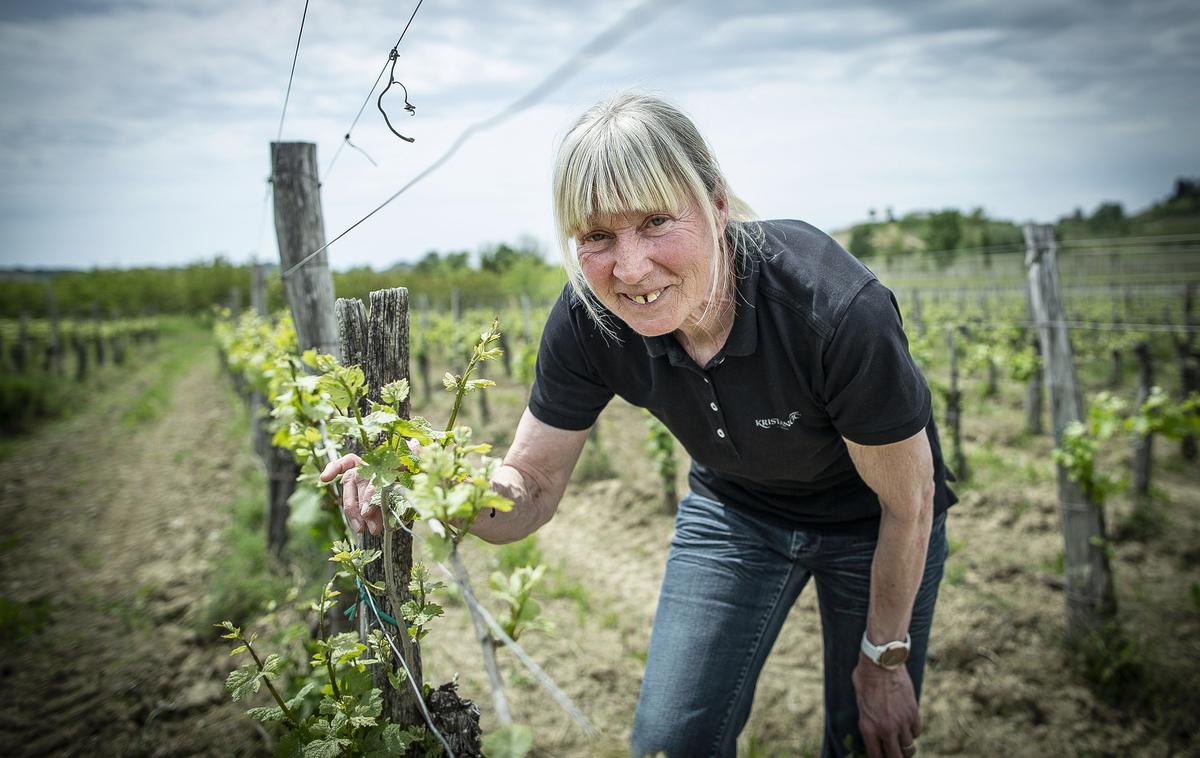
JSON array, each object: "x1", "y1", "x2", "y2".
[{"x1": 630, "y1": 492, "x2": 949, "y2": 758}]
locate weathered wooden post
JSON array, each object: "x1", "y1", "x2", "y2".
[
  {"x1": 364, "y1": 288, "x2": 423, "y2": 728},
  {"x1": 1025, "y1": 331, "x2": 1044, "y2": 435},
  {"x1": 110, "y1": 306, "x2": 126, "y2": 366},
  {"x1": 272, "y1": 142, "x2": 339, "y2": 356},
  {"x1": 270, "y1": 141, "x2": 339, "y2": 556},
  {"x1": 73, "y1": 323, "x2": 88, "y2": 382},
  {"x1": 520, "y1": 293, "x2": 532, "y2": 345},
  {"x1": 1132, "y1": 341, "x2": 1154, "y2": 500},
  {"x1": 251, "y1": 263, "x2": 269, "y2": 317},
  {"x1": 334, "y1": 288, "x2": 482, "y2": 750},
  {"x1": 415, "y1": 293, "x2": 433, "y2": 406},
  {"x1": 497, "y1": 329, "x2": 513, "y2": 379},
  {"x1": 45, "y1": 283, "x2": 63, "y2": 377},
  {"x1": 1022, "y1": 267, "x2": 1045, "y2": 436},
  {"x1": 1109, "y1": 335, "x2": 1123, "y2": 388},
  {"x1": 476, "y1": 361, "x2": 491, "y2": 426},
  {"x1": 945, "y1": 325, "x2": 967, "y2": 482},
  {"x1": 910, "y1": 288, "x2": 924, "y2": 335},
  {"x1": 15, "y1": 312, "x2": 29, "y2": 373},
  {"x1": 1025, "y1": 223, "x2": 1117, "y2": 634},
  {"x1": 250, "y1": 264, "x2": 270, "y2": 461},
  {"x1": 91, "y1": 302, "x2": 105, "y2": 369},
  {"x1": 1109, "y1": 282, "x2": 1120, "y2": 330},
  {"x1": 1175, "y1": 283, "x2": 1197, "y2": 461}
]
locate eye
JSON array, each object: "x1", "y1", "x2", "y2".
[
  {"x1": 580, "y1": 231, "x2": 608, "y2": 244},
  {"x1": 646, "y1": 215, "x2": 670, "y2": 228}
]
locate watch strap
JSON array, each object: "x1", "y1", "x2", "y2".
[{"x1": 860, "y1": 631, "x2": 911, "y2": 667}]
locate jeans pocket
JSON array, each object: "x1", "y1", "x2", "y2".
[{"x1": 672, "y1": 494, "x2": 739, "y2": 550}]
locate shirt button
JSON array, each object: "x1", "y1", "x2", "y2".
[
  {"x1": 703, "y1": 377, "x2": 710, "y2": 383},
  {"x1": 716, "y1": 428, "x2": 726, "y2": 439},
  {"x1": 710, "y1": 402, "x2": 719, "y2": 412}
]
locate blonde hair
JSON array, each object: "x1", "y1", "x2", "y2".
[{"x1": 551, "y1": 91, "x2": 757, "y2": 338}]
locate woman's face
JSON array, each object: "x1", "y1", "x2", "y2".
[{"x1": 575, "y1": 200, "x2": 727, "y2": 338}]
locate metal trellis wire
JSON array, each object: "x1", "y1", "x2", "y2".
[{"x1": 281, "y1": 0, "x2": 680, "y2": 281}]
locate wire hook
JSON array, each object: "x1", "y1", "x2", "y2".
[{"x1": 378, "y1": 48, "x2": 416, "y2": 143}]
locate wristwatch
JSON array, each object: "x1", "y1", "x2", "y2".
[{"x1": 860, "y1": 631, "x2": 911, "y2": 669}]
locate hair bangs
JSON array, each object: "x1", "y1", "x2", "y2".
[{"x1": 559, "y1": 121, "x2": 699, "y2": 240}]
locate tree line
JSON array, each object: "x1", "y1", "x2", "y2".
[{"x1": 845, "y1": 176, "x2": 1200, "y2": 267}]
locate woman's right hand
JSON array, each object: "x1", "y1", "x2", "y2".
[{"x1": 319, "y1": 454, "x2": 382, "y2": 535}]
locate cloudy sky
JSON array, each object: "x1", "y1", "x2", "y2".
[{"x1": 1, "y1": 0, "x2": 1197, "y2": 270}]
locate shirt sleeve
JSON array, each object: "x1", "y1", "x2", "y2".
[
  {"x1": 821, "y1": 279, "x2": 931, "y2": 445},
  {"x1": 527, "y1": 288, "x2": 614, "y2": 431}
]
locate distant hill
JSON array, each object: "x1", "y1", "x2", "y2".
[{"x1": 831, "y1": 177, "x2": 1200, "y2": 265}]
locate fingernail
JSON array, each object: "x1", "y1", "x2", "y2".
[{"x1": 350, "y1": 518, "x2": 363, "y2": 532}]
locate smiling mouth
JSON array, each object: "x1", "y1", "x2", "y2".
[{"x1": 624, "y1": 288, "x2": 664, "y2": 305}]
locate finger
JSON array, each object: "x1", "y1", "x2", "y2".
[
  {"x1": 358, "y1": 478, "x2": 376, "y2": 520},
  {"x1": 320, "y1": 454, "x2": 355, "y2": 482},
  {"x1": 342, "y1": 470, "x2": 364, "y2": 532},
  {"x1": 861, "y1": 727, "x2": 883, "y2": 758},
  {"x1": 319, "y1": 453, "x2": 365, "y2": 482},
  {"x1": 881, "y1": 732, "x2": 903, "y2": 758},
  {"x1": 406, "y1": 437, "x2": 422, "y2": 456},
  {"x1": 912, "y1": 712, "x2": 922, "y2": 739},
  {"x1": 358, "y1": 479, "x2": 383, "y2": 536},
  {"x1": 361, "y1": 481, "x2": 383, "y2": 535},
  {"x1": 897, "y1": 726, "x2": 916, "y2": 757}
]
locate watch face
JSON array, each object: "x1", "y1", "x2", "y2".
[{"x1": 880, "y1": 646, "x2": 909, "y2": 668}]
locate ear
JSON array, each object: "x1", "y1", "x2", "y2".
[{"x1": 713, "y1": 194, "x2": 729, "y2": 228}]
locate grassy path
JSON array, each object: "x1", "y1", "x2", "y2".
[{"x1": 0, "y1": 324, "x2": 266, "y2": 757}]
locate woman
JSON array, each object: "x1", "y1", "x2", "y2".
[{"x1": 324, "y1": 91, "x2": 956, "y2": 758}]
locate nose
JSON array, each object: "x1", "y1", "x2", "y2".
[{"x1": 611, "y1": 235, "x2": 653, "y2": 285}]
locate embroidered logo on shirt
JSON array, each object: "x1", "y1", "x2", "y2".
[{"x1": 755, "y1": 411, "x2": 802, "y2": 429}]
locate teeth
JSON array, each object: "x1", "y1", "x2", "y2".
[{"x1": 629, "y1": 289, "x2": 662, "y2": 305}]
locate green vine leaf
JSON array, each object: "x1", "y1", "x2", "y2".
[
  {"x1": 302, "y1": 736, "x2": 351, "y2": 758},
  {"x1": 245, "y1": 704, "x2": 287, "y2": 723},
  {"x1": 481, "y1": 724, "x2": 534, "y2": 758},
  {"x1": 262, "y1": 653, "x2": 286, "y2": 678},
  {"x1": 362, "y1": 724, "x2": 424, "y2": 758},
  {"x1": 226, "y1": 664, "x2": 262, "y2": 702},
  {"x1": 359, "y1": 445, "x2": 405, "y2": 487},
  {"x1": 380, "y1": 378, "x2": 410, "y2": 406}
]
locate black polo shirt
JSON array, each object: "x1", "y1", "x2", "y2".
[{"x1": 528, "y1": 218, "x2": 957, "y2": 535}]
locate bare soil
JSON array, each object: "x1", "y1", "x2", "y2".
[
  {"x1": 2, "y1": 328, "x2": 1197, "y2": 757},
  {"x1": 0, "y1": 331, "x2": 266, "y2": 757},
  {"x1": 418, "y1": 360, "x2": 1200, "y2": 757}
]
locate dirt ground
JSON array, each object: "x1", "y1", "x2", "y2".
[
  {"x1": 0, "y1": 330, "x2": 266, "y2": 757},
  {"x1": 418, "y1": 344, "x2": 1200, "y2": 757},
  {"x1": 1, "y1": 326, "x2": 1197, "y2": 757}
]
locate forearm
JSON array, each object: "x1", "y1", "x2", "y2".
[
  {"x1": 866, "y1": 499, "x2": 933, "y2": 643},
  {"x1": 469, "y1": 463, "x2": 553, "y2": 545}
]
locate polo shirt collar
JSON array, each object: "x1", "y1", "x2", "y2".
[{"x1": 641, "y1": 250, "x2": 760, "y2": 362}]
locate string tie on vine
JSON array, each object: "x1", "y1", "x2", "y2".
[
  {"x1": 343, "y1": 582, "x2": 400, "y2": 627},
  {"x1": 343, "y1": 134, "x2": 379, "y2": 167}
]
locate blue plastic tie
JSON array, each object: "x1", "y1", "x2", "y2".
[{"x1": 343, "y1": 581, "x2": 400, "y2": 627}]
